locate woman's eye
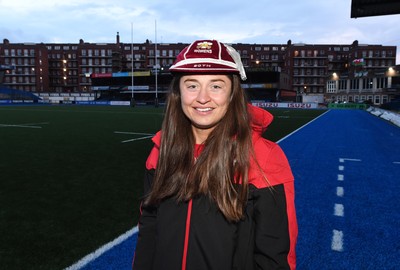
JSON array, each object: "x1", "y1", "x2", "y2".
[
  {"x1": 186, "y1": 84, "x2": 198, "y2": 90},
  {"x1": 211, "y1": 84, "x2": 222, "y2": 91}
]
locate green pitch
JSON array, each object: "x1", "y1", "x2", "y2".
[{"x1": 0, "y1": 105, "x2": 324, "y2": 269}]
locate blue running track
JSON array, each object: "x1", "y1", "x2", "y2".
[{"x1": 68, "y1": 109, "x2": 400, "y2": 270}]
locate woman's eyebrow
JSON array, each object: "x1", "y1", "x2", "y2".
[{"x1": 183, "y1": 78, "x2": 198, "y2": 83}]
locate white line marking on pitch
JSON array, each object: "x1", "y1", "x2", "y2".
[
  {"x1": 338, "y1": 165, "x2": 344, "y2": 171},
  {"x1": 121, "y1": 135, "x2": 154, "y2": 143},
  {"x1": 0, "y1": 122, "x2": 49, "y2": 129},
  {"x1": 114, "y1": 131, "x2": 154, "y2": 136},
  {"x1": 393, "y1": 162, "x2": 400, "y2": 165},
  {"x1": 276, "y1": 110, "x2": 330, "y2": 144},
  {"x1": 114, "y1": 131, "x2": 155, "y2": 143},
  {"x1": 336, "y1": 187, "x2": 344, "y2": 197},
  {"x1": 337, "y1": 174, "x2": 344, "y2": 181},
  {"x1": 334, "y1": 203, "x2": 344, "y2": 217},
  {"x1": 331, "y1": 229, "x2": 344, "y2": 252},
  {"x1": 64, "y1": 226, "x2": 139, "y2": 270}
]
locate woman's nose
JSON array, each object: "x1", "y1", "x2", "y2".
[{"x1": 196, "y1": 87, "x2": 210, "y2": 103}]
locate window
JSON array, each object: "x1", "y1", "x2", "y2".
[
  {"x1": 350, "y1": 79, "x2": 359, "y2": 90},
  {"x1": 362, "y1": 51, "x2": 367, "y2": 58},
  {"x1": 376, "y1": 77, "x2": 387, "y2": 89},
  {"x1": 339, "y1": 80, "x2": 347, "y2": 90},
  {"x1": 327, "y1": 80, "x2": 336, "y2": 93},
  {"x1": 363, "y1": 78, "x2": 373, "y2": 89}
]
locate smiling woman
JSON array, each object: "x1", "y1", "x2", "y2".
[
  {"x1": 132, "y1": 39, "x2": 298, "y2": 270},
  {"x1": 179, "y1": 74, "x2": 232, "y2": 143}
]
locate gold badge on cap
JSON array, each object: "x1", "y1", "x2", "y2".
[{"x1": 194, "y1": 41, "x2": 213, "y2": 53}]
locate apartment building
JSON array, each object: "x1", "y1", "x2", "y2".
[{"x1": 0, "y1": 34, "x2": 397, "y2": 104}]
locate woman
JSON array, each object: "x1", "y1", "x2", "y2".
[{"x1": 132, "y1": 40, "x2": 297, "y2": 270}]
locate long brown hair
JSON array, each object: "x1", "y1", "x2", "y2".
[{"x1": 144, "y1": 74, "x2": 253, "y2": 222}]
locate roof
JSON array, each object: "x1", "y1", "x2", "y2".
[
  {"x1": 351, "y1": 0, "x2": 400, "y2": 18},
  {"x1": 0, "y1": 86, "x2": 41, "y2": 100}
]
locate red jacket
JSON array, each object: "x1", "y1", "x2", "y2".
[{"x1": 133, "y1": 105, "x2": 297, "y2": 270}]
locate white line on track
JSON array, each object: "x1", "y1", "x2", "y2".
[
  {"x1": 337, "y1": 174, "x2": 344, "y2": 181},
  {"x1": 331, "y1": 230, "x2": 344, "y2": 252},
  {"x1": 393, "y1": 162, "x2": 400, "y2": 165},
  {"x1": 336, "y1": 187, "x2": 344, "y2": 197},
  {"x1": 339, "y1": 158, "x2": 362, "y2": 162},
  {"x1": 334, "y1": 203, "x2": 344, "y2": 217},
  {"x1": 64, "y1": 226, "x2": 139, "y2": 270},
  {"x1": 338, "y1": 165, "x2": 344, "y2": 171}
]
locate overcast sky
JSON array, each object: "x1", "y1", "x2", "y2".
[{"x1": 1, "y1": 0, "x2": 399, "y2": 63}]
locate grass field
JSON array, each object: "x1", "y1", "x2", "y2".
[{"x1": 0, "y1": 105, "x2": 325, "y2": 269}]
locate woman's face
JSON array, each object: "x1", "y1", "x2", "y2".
[{"x1": 180, "y1": 74, "x2": 232, "y2": 143}]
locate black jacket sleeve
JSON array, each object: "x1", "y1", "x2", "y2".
[
  {"x1": 252, "y1": 184, "x2": 291, "y2": 269},
  {"x1": 132, "y1": 169, "x2": 157, "y2": 270}
]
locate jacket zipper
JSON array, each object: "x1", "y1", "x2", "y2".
[{"x1": 181, "y1": 199, "x2": 193, "y2": 270}]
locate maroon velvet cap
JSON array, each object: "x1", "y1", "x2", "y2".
[{"x1": 169, "y1": 40, "x2": 247, "y2": 80}]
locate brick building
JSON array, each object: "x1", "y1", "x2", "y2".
[{"x1": 0, "y1": 34, "x2": 398, "y2": 104}]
